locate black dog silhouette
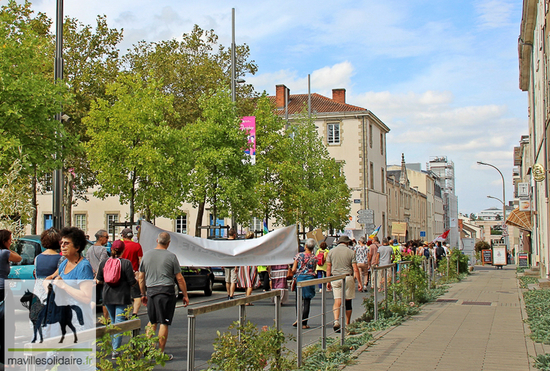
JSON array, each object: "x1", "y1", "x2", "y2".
[{"x1": 20, "y1": 285, "x2": 84, "y2": 343}]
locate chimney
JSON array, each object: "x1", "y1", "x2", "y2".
[
  {"x1": 276, "y1": 84, "x2": 289, "y2": 109},
  {"x1": 332, "y1": 88, "x2": 346, "y2": 104}
]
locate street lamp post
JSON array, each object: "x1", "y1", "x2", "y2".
[
  {"x1": 53, "y1": 0, "x2": 64, "y2": 229},
  {"x1": 478, "y1": 161, "x2": 507, "y2": 248}
]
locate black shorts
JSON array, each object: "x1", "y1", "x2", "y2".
[
  {"x1": 147, "y1": 287, "x2": 177, "y2": 325},
  {"x1": 131, "y1": 281, "x2": 141, "y2": 299}
]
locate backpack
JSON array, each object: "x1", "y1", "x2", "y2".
[
  {"x1": 316, "y1": 250, "x2": 326, "y2": 266},
  {"x1": 424, "y1": 248, "x2": 430, "y2": 259},
  {"x1": 103, "y1": 257, "x2": 121, "y2": 285}
]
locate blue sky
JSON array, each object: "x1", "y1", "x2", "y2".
[{"x1": 25, "y1": 0, "x2": 527, "y2": 215}]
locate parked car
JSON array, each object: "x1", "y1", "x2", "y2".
[
  {"x1": 9, "y1": 235, "x2": 95, "y2": 280},
  {"x1": 179, "y1": 267, "x2": 215, "y2": 296}
]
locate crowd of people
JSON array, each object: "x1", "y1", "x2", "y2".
[{"x1": 0, "y1": 225, "x2": 451, "y2": 364}]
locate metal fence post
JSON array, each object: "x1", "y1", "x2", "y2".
[
  {"x1": 384, "y1": 268, "x2": 388, "y2": 306},
  {"x1": 373, "y1": 267, "x2": 378, "y2": 321},
  {"x1": 457, "y1": 253, "x2": 460, "y2": 276},
  {"x1": 321, "y1": 283, "x2": 326, "y2": 350},
  {"x1": 275, "y1": 292, "x2": 281, "y2": 331},
  {"x1": 297, "y1": 286, "x2": 303, "y2": 367},
  {"x1": 187, "y1": 315, "x2": 196, "y2": 371},
  {"x1": 340, "y1": 277, "x2": 346, "y2": 345},
  {"x1": 447, "y1": 256, "x2": 450, "y2": 279},
  {"x1": 392, "y1": 265, "x2": 397, "y2": 302}
]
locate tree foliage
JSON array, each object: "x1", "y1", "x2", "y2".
[
  {"x1": 84, "y1": 73, "x2": 186, "y2": 222},
  {"x1": 0, "y1": 158, "x2": 34, "y2": 237},
  {"x1": 182, "y1": 87, "x2": 253, "y2": 236},
  {"x1": 278, "y1": 109, "x2": 351, "y2": 231},
  {"x1": 124, "y1": 25, "x2": 258, "y2": 129}
]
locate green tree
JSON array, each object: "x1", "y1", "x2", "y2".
[
  {"x1": 250, "y1": 94, "x2": 290, "y2": 229},
  {"x1": 182, "y1": 87, "x2": 253, "y2": 236},
  {"x1": 0, "y1": 0, "x2": 70, "y2": 232},
  {"x1": 278, "y1": 109, "x2": 351, "y2": 232},
  {"x1": 61, "y1": 15, "x2": 123, "y2": 226},
  {"x1": 84, "y1": 73, "x2": 186, "y2": 222},
  {"x1": 0, "y1": 157, "x2": 34, "y2": 237},
  {"x1": 124, "y1": 24, "x2": 258, "y2": 129}
]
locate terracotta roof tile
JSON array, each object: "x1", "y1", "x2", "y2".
[{"x1": 268, "y1": 93, "x2": 367, "y2": 115}]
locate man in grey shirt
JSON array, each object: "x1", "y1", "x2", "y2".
[
  {"x1": 139, "y1": 232, "x2": 189, "y2": 360},
  {"x1": 377, "y1": 238, "x2": 394, "y2": 291},
  {"x1": 86, "y1": 229, "x2": 109, "y2": 319}
]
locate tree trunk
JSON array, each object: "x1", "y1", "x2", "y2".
[
  {"x1": 195, "y1": 198, "x2": 206, "y2": 237},
  {"x1": 130, "y1": 168, "x2": 136, "y2": 223},
  {"x1": 30, "y1": 167, "x2": 37, "y2": 235}
]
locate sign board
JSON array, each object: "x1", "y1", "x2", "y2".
[
  {"x1": 392, "y1": 222, "x2": 407, "y2": 236},
  {"x1": 492, "y1": 246, "x2": 507, "y2": 266},
  {"x1": 518, "y1": 183, "x2": 529, "y2": 197},
  {"x1": 519, "y1": 200, "x2": 531, "y2": 211},
  {"x1": 518, "y1": 252, "x2": 529, "y2": 267},
  {"x1": 240, "y1": 116, "x2": 256, "y2": 165},
  {"x1": 482, "y1": 249, "x2": 493, "y2": 265},
  {"x1": 357, "y1": 209, "x2": 373, "y2": 216},
  {"x1": 420, "y1": 231, "x2": 426, "y2": 238},
  {"x1": 306, "y1": 229, "x2": 324, "y2": 243},
  {"x1": 354, "y1": 199, "x2": 361, "y2": 204}
]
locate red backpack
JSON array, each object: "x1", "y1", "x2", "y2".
[
  {"x1": 316, "y1": 250, "x2": 326, "y2": 266},
  {"x1": 103, "y1": 257, "x2": 121, "y2": 285}
]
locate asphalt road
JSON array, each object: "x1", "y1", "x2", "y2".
[{"x1": 122, "y1": 282, "x2": 374, "y2": 371}]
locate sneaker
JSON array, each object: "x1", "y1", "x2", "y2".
[
  {"x1": 333, "y1": 321, "x2": 341, "y2": 333},
  {"x1": 111, "y1": 351, "x2": 120, "y2": 360},
  {"x1": 319, "y1": 288, "x2": 322, "y2": 293}
]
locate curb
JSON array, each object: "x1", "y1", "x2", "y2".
[{"x1": 517, "y1": 274, "x2": 542, "y2": 370}]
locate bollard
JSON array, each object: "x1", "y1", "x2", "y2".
[
  {"x1": 187, "y1": 315, "x2": 196, "y2": 371},
  {"x1": 321, "y1": 284, "x2": 326, "y2": 350},
  {"x1": 384, "y1": 268, "x2": 388, "y2": 307}
]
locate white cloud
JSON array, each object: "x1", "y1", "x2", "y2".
[{"x1": 475, "y1": 0, "x2": 516, "y2": 29}]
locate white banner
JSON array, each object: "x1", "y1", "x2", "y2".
[{"x1": 139, "y1": 221, "x2": 297, "y2": 266}]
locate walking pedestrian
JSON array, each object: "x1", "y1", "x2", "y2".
[
  {"x1": 120, "y1": 228, "x2": 143, "y2": 318},
  {"x1": 96, "y1": 240, "x2": 136, "y2": 359},
  {"x1": 291, "y1": 238, "x2": 317, "y2": 329},
  {"x1": 326, "y1": 236, "x2": 361, "y2": 332},
  {"x1": 378, "y1": 238, "x2": 394, "y2": 291},
  {"x1": 315, "y1": 241, "x2": 329, "y2": 291},
  {"x1": 139, "y1": 232, "x2": 189, "y2": 360},
  {"x1": 224, "y1": 228, "x2": 239, "y2": 300},
  {"x1": 238, "y1": 231, "x2": 258, "y2": 305},
  {"x1": 355, "y1": 237, "x2": 369, "y2": 291},
  {"x1": 86, "y1": 229, "x2": 110, "y2": 319}
]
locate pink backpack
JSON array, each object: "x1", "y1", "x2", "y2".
[{"x1": 103, "y1": 257, "x2": 121, "y2": 285}]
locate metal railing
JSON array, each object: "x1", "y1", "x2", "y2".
[
  {"x1": 186, "y1": 290, "x2": 282, "y2": 371},
  {"x1": 295, "y1": 274, "x2": 347, "y2": 367}
]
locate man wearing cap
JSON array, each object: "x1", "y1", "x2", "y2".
[
  {"x1": 86, "y1": 229, "x2": 110, "y2": 319},
  {"x1": 120, "y1": 227, "x2": 143, "y2": 317},
  {"x1": 326, "y1": 235, "x2": 361, "y2": 333}
]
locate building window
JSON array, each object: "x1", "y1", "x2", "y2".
[
  {"x1": 106, "y1": 213, "x2": 119, "y2": 235},
  {"x1": 251, "y1": 217, "x2": 263, "y2": 233},
  {"x1": 175, "y1": 214, "x2": 187, "y2": 234},
  {"x1": 381, "y1": 168, "x2": 385, "y2": 193},
  {"x1": 44, "y1": 214, "x2": 53, "y2": 230},
  {"x1": 327, "y1": 123, "x2": 340, "y2": 145},
  {"x1": 370, "y1": 162, "x2": 374, "y2": 190},
  {"x1": 74, "y1": 214, "x2": 86, "y2": 232},
  {"x1": 380, "y1": 133, "x2": 384, "y2": 155},
  {"x1": 369, "y1": 124, "x2": 373, "y2": 148}
]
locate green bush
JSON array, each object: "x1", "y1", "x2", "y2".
[
  {"x1": 208, "y1": 321, "x2": 296, "y2": 370},
  {"x1": 524, "y1": 289, "x2": 550, "y2": 344},
  {"x1": 96, "y1": 308, "x2": 168, "y2": 371},
  {"x1": 519, "y1": 275, "x2": 539, "y2": 289},
  {"x1": 535, "y1": 354, "x2": 550, "y2": 371}
]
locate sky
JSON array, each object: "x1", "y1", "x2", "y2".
[{"x1": 21, "y1": 0, "x2": 528, "y2": 215}]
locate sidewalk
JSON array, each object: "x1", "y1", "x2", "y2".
[{"x1": 343, "y1": 265, "x2": 536, "y2": 371}]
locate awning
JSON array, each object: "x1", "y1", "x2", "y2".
[{"x1": 506, "y1": 208, "x2": 532, "y2": 231}]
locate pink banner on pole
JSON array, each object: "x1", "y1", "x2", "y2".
[{"x1": 240, "y1": 116, "x2": 256, "y2": 162}]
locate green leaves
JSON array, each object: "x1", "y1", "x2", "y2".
[{"x1": 85, "y1": 73, "x2": 186, "y2": 221}]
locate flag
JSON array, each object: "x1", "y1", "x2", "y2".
[
  {"x1": 263, "y1": 220, "x2": 269, "y2": 235},
  {"x1": 368, "y1": 225, "x2": 381, "y2": 239},
  {"x1": 433, "y1": 229, "x2": 450, "y2": 242}
]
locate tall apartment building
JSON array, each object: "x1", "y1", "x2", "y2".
[{"x1": 426, "y1": 156, "x2": 459, "y2": 247}]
